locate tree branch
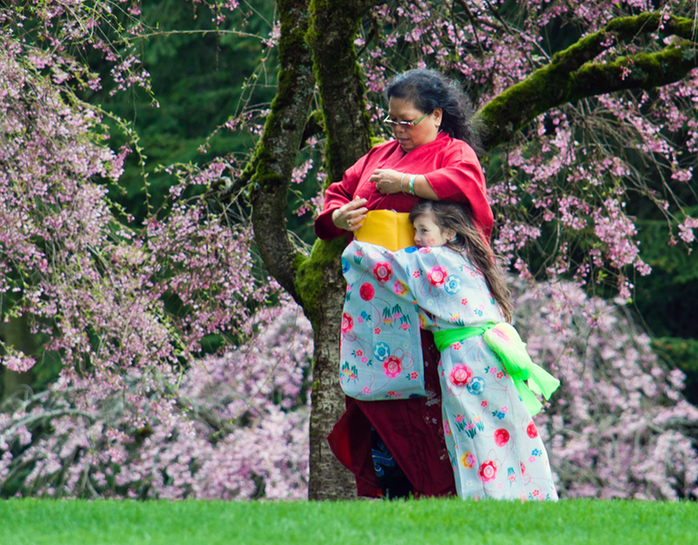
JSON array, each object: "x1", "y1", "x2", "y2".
[
  {"x1": 478, "y1": 12, "x2": 698, "y2": 150},
  {"x1": 1, "y1": 408, "x2": 96, "y2": 443},
  {"x1": 245, "y1": 0, "x2": 317, "y2": 303}
]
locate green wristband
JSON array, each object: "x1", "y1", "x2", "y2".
[{"x1": 408, "y1": 175, "x2": 417, "y2": 195}]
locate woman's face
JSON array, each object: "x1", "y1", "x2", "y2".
[{"x1": 387, "y1": 97, "x2": 442, "y2": 152}]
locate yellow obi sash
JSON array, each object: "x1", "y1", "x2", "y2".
[{"x1": 354, "y1": 210, "x2": 415, "y2": 251}]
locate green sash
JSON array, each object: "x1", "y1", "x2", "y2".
[
  {"x1": 433, "y1": 323, "x2": 560, "y2": 415},
  {"x1": 433, "y1": 324, "x2": 496, "y2": 351}
]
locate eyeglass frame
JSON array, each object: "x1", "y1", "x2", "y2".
[{"x1": 383, "y1": 110, "x2": 431, "y2": 130}]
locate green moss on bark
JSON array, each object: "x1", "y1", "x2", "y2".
[
  {"x1": 246, "y1": 0, "x2": 315, "y2": 302},
  {"x1": 307, "y1": 0, "x2": 376, "y2": 184},
  {"x1": 294, "y1": 237, "x2": 347, "y2": 323}
]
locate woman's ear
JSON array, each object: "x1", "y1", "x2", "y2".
[{"x1": 432, "y1": 107, "x2": 443, "y2": 128}]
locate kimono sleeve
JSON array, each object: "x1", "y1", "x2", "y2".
[
  {"x1": 397, "y1": 247, "x2": 498, "y2": 329},
  {"x1": 339, "y1": 241, "x2": 425, "y2": 400}
]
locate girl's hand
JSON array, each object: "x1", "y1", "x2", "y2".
[
  {"x1": 370, "y1": 169, "x2": 405, "y2": 194},
  {"x1": 332, "y1": 197, "x2": 369, "y2": 231}
]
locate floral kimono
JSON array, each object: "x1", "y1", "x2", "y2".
[{"x1": 341, "y1": 240, "x2": 558, "y2": 501}]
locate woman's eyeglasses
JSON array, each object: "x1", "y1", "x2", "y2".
[{"x1": 383, "y1": 111, "x2": 430, "y2": 129}]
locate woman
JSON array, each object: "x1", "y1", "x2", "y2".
[{"x1": 314, "y1": 68, "x2": 493, "y2": 499}]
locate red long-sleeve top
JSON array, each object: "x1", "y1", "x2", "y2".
[{"x1": 315, "y1": 131, "x2": 492, "y2": 241}]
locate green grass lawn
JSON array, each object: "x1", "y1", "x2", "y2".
[{"x1": 1, "y1": 497, "x2": 696, "y2": 545}]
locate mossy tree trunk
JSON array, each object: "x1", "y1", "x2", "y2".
[
  {"x1": 244, "y1": 6, "x2": 698, "y2": 500},
  {"x1": 244, "y1": 0, "x2": 381, "y2": 500},
  {"x1": 301, "y1": 0, "x2": 383, "y2": 501}
]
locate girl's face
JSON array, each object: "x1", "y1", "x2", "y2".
[{"x1": 412, "y1": 213, "x2": 455, "y2": 248}]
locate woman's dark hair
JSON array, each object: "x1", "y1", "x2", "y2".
[
  {"x1": 409, "y1": 200, "x2": 513, "y2": 322},
  {"x1": 385, "y1": 69, "x2": 483, "y2": 153}
]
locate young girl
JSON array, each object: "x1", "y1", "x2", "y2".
[
  {"x1": 407, "y1": 200, "x2": 558, "y2": 500},
  {"x1": 340, "y1": 201, "x2": 559, "y2": 501}
]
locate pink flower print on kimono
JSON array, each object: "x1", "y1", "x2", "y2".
[
  {"x1": 341, "y1": 312, "x2": 354, "y2": 335},
  {"x1": 478, "y1": 460, "x2": 498, "y2": 483},
  {"x1": 399, "y1": 246, "x2": 502, "y2": 331},
  {"x1": 382, "y1": 354, "x2": 403, "y2": 377},
  {"x1": 339, "y1": 240, "x2": 425, "y2": 400},
  {"x1": 526, "y1": 421, "x2": 538, "y2": 438},
  {"x1": 493, "y1": 428, "x2": 510, "y2": 447},
  {"x1": 372, "y1": 261, "x2": 393, "y2": 284},
  {"x1": 359, "y1": 282, "x2": 375, "y2": 301},
  {"x1": 339, "y1": 311, "x2": 363, "y2": 355},
  {"x1": 449, "y1": 364, "x2": 472, "y2": 387},
  {"x1": 427, "y1": 264, "x2": 448, "y2": 287},
  {"x1": 442, "y1": 363, "x2": 485, "y2": 398}
]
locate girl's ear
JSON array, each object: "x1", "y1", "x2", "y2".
[{"x1": 445, "y1": 228, "x2": 457, "y2": 241}]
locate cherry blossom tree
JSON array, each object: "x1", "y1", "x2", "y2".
[
  {"x1": 254, "y1": 0, "x2": 698, "y2": 499},
  {"x1": 1, "y1": 0, "x2": 310, "y2": 498},
  {"x1": 1, "y1": 0, "x2": 697, "y2": 501}
]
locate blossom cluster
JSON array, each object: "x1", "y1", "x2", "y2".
[
  {"x1": 0, "y1": 301, "x2": 312, "y2": 500},
  {"x1": 1, "y1": 1, "x2": 312, "y2": 500},
  {"x1": 354, "y1": 0, "x2": 698, "y2": 293},
  {"x1": 1, "y1": 1, "x2": 151, "y2": 98},
  {"x1": 513, "y1": 279, "x2": 698, "y2": 500}
]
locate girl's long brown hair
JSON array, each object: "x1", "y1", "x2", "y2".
[{"x1": 409, "y1": 200, "x2": 514, "y2": 322}]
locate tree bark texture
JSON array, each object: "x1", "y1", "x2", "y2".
[
  {"x1": 301, "y1": 0, "x2": 384, "y2": 500},
  {"x1": 298, "y1": 239, "x2": 357, "y2": 500},
  {"x1": 307, "y1": 0, "x2": 379, "y2": 182},
  {"x1": 248, "y1": 0, "x2": 316, "y2": 303}
]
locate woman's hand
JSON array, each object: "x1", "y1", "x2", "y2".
[
  {"x1": 370, "y1": 169, "x2": 406, "y2": 195},
  {"x1": 331, "y1": 197, "x2": 369, "y2": 231},
  {"x1": 371, "y1": 169, "x2": 439, "y2": 200}
]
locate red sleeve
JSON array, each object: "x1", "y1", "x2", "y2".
[
  {"x1": 314, "y1": 154, "x2": 366, "y2": 240},
  {"x1": 424, "y1": 143, "x2": 493, "y2": 241}
]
